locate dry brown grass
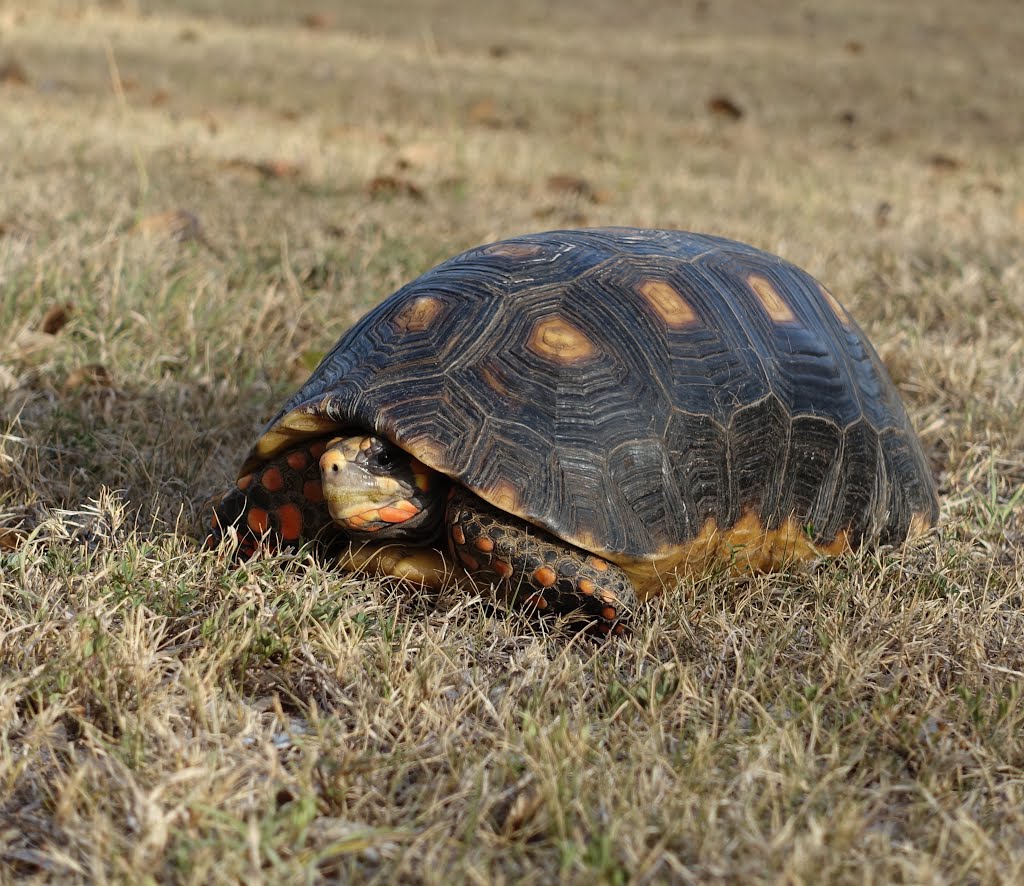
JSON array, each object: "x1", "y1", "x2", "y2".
[{"x1": 1, "y1": 0, "x2": 1023, "y2": 882}]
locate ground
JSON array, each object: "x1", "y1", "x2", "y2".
[{"x1": 1, "y1": 1, "x2": 1023, "y2": 882}]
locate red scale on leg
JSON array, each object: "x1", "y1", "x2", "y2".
[
  {"x1": 261, "y1": 466, "x2": 284, "y2": 492},
  {"x1": 445, "y1": 486, "x2": 634, "y2": 636},
  {"x1": 207, "y1": 438, "x2": 337, "y2": 557}
]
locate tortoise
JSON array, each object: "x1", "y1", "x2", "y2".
[{"x1": 207, "y1": 228, "x2": 938, "y2": 634}]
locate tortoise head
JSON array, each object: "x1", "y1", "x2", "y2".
[{"x1": 319, "y1": 434, "x2": 447, "y2": 541}]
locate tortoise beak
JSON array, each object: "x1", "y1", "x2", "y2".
[{"x1": 320, "y1": 446, "x2": 403, "y2": 522}]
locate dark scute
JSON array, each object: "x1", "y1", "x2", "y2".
[
  {"x1": 832, "y1": 419, "x2": 881, "y2": 540},
  {"x1": 781, "y1": 415, "x2": 846, "y2": 538},
  {"x1": 877, "y1": 427, "x2": 940, "y2": 543},
  {"x1": 663, "y1": 409, "x2": 729, "y2": 537},
  {"x1": 728, "y1": 395, "x2": 793, "y2": 525},
  {"x1": 254, "y1": 228, "x2": 937, "y2": 558},
  {"x1": 606, "y1": 437, "x2": 688, "y2": 553}
]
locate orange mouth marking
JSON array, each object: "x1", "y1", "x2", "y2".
[{"x1": 341, "y1": 499, "x2": 421, "y2": 532}]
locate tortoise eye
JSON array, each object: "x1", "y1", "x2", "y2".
[{"x1": 369, "y1": 446, "x2": 397, "y2": 473}]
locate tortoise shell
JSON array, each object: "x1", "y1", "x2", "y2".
[{"x1": 242, "y1": 228, "x2": 937, "y2": 572}]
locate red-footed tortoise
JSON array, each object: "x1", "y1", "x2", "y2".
[{"x1": 207, "y1": 228, "x2": 937, "y2": 635}]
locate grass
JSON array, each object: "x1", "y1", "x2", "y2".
[{"x1": 2, "y1": 0, "x2": 1023, "y2": 882}]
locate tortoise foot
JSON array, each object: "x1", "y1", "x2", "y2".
[{"x1": 446, "y1": 488, "x2": 634, "y2": 636}]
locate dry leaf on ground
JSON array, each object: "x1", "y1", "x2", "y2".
[
  {"x1": 707, "y1": 94, "x2": 744, "y2": 119},
  {"x1": 40, "y1": 303, "x2": 73, "y2": 335},
  {"x1": 366, "y1": 176, "x2": 424, "y2": 200},
  {"x1": 302, "y1": 12, "x2": 334, "y2": 30},
  {"x1": 131, "y1": 209, "x2": 203, "y2": 242},
  {"x1": 62, "y1": 364, "x2": 114, "y2": 395},
  {"x1": 0, "y1": 59, "x2": 28, "y2": 85}
]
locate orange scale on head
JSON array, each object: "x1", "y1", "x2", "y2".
[
  {"x1": 451, "y1": 524, "x2": 466, "y2": 546},
  {"x1": 379, "y1": 503, "x2": 417, "y2": 523}
]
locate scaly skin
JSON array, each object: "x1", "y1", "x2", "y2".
[
  {"x1": 206, "y1": 438, "x2": 342, "y2": 557},
  {"x1": 208, "y1": 437, "x2": 634, "y2": 635},
  {"x1": 446, "y1": 487, "x2": 634, "y2": 636}
]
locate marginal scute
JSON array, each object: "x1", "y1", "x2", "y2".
[
  {"x1": 393, "y1": 295, "x2": 444, "y2": 334},
  {"x1": 815, "y1": 527, "x2": 850, "y2": 556},
  {"x1": 748, "y1": 274, "x2": 796, "y2": 324},
  {"x1": 526, "y1": 316, "x2": 597, "y2": 363},
  {"x1": 251, "y1": 409, "x2": 338, "y2": 467},
  {"x1": 638, "y1": 279, "x2": 699, "y2": 328},
  {"x1": 487, "y1": 480, "x2": 520, "y2": 514},
  {"x1": 908, "y1": 512, "x2": 933, "y2": 540},
  {"x1": 404, "y1": 437, "x2": 450, "y2": 476}
]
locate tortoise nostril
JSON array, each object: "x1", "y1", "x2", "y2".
[{"x1": 331, "y1": 464, "x2": 339, "y2": 473}]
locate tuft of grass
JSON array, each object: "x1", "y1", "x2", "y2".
[{"x1": 2, "y1": 0, "x2": 1024, "y2": 881}]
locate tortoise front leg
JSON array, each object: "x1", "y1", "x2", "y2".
[
  {"x1": 446, "y1": 488, "x2": 634, "y2": 636},
  {"x1": 206, "y1": 439, "x2": 340, "y2": 557},
  {"x1": 337, "y1": 542, "x2": 448, "y2": 588}
]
